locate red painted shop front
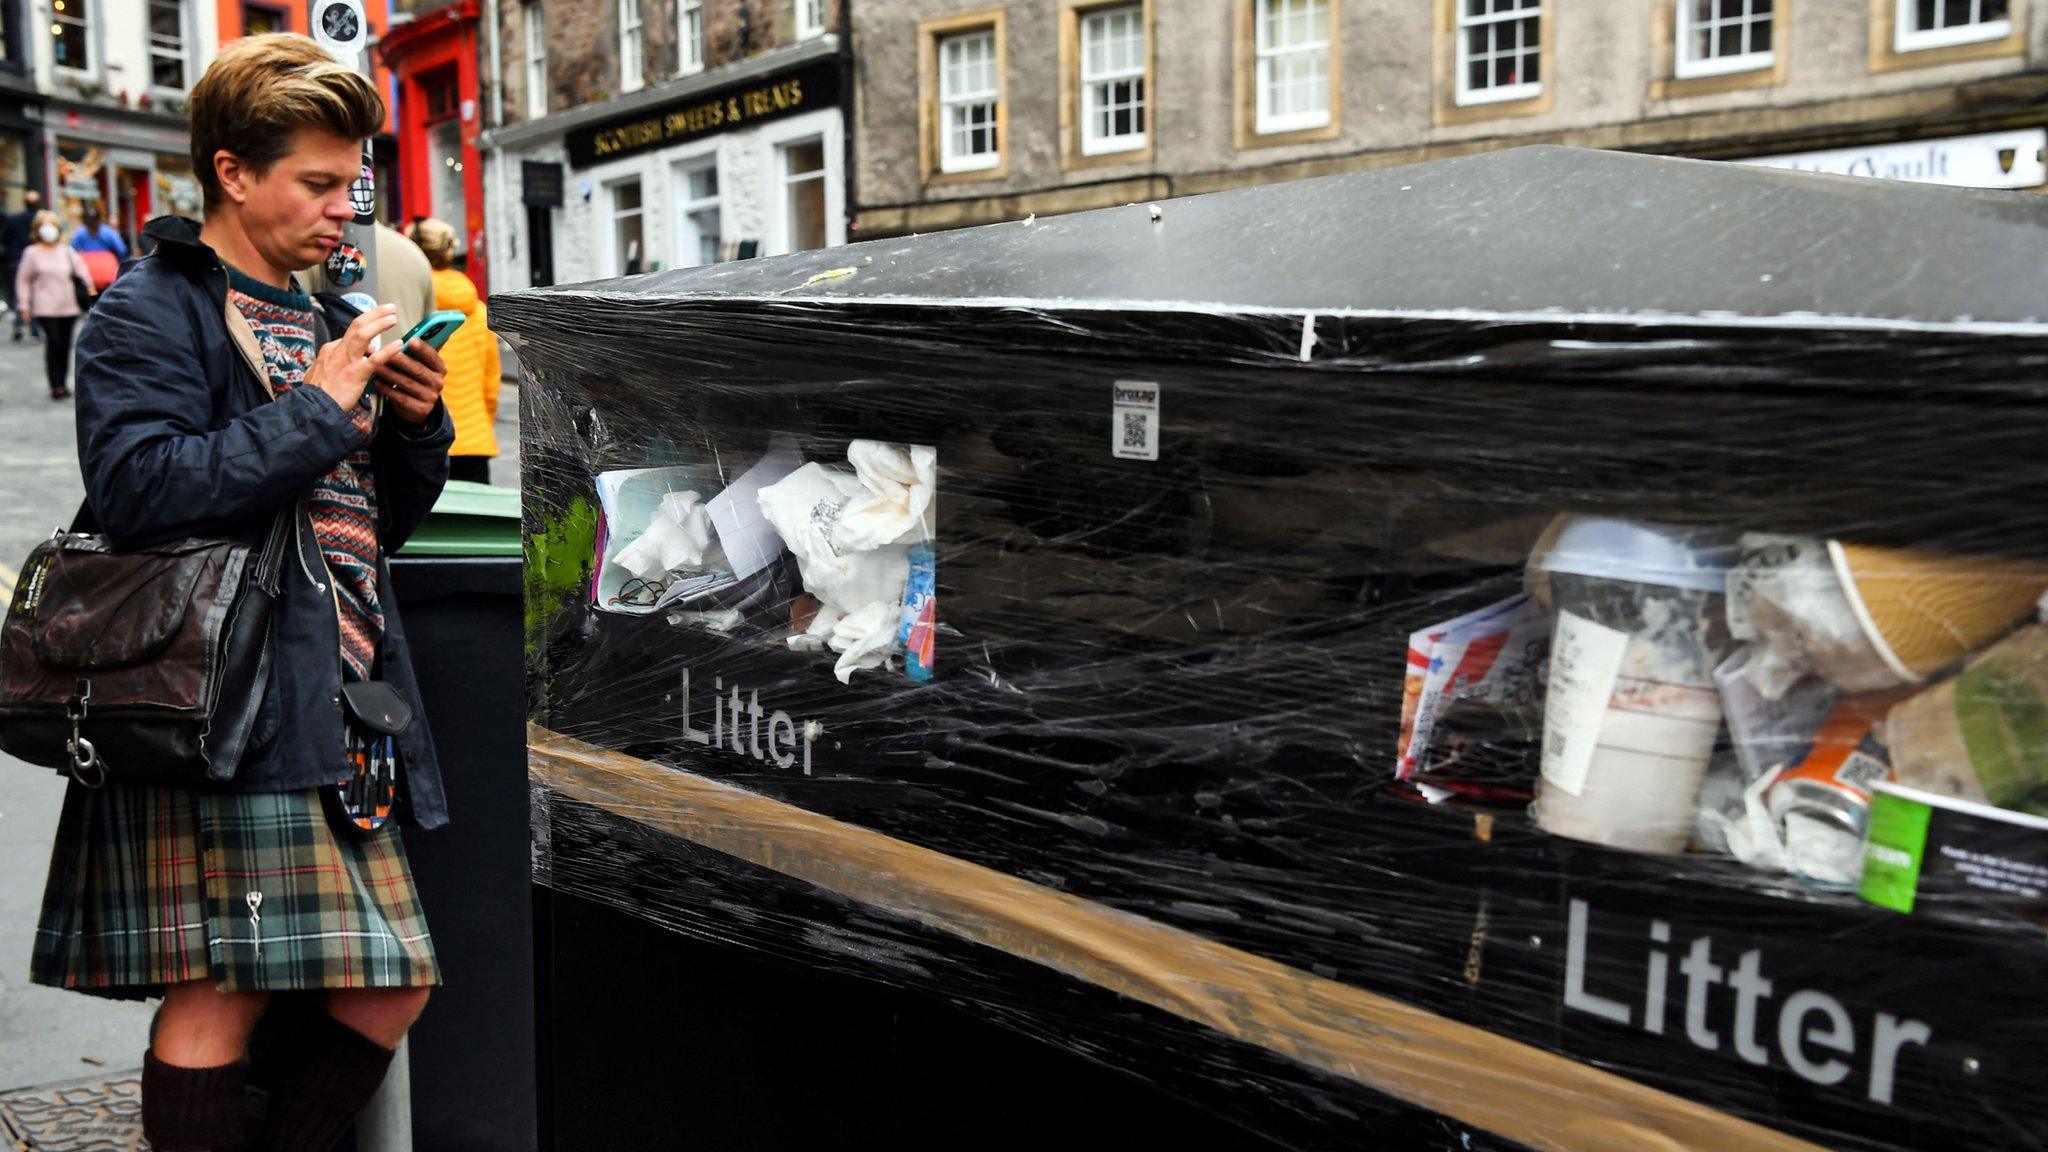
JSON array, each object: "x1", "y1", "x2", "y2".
[{"x1": 381, "y1": 1, "x2": 487, "y2": 294}]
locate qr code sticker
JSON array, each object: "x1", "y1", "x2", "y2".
[
  {"x1": 1121, "y1": 411, "x2": 1149, "y2": 450},
  {"x1": 1111, "y1": 380, "x2": 1159, "y2": 461},
  {"x1": 1834, "y1": 750, "x2": 1891, "y2": 793}
]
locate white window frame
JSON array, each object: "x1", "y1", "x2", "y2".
[
  {"x1": 671, "y1": 147, "x2": 722, "y2": 268},
  {"x1": 1455, "y1": 0, "x2": 1543, "y2": 107},
  {"x1": 1894, "y1": 0, "x2": 2010, "y2": 52},
  {"x1": 1674, "y1": 0, "x2": 1774, "y2": 78},
  {"x1": 795, "y1": 0, "x2": 827, "y2": 39},
  {"x1": 526, "y1": 1, "x2": 548, "y2": 118},
  {"x1": 1253, "y1": 0, "x2": 1331, "y2": 135},
  {"x1": 937, "y1": 28, "x2": 1000, "y2": 174},
  {"x1": 52, "y1": 0, "x2": 96, "y2": 77},
  {"x1": 619, "y1": 0, "x2": 645, "y2": 94},
  {"x1": 147, "y1": 0, "x2": 192, "y2": 93},
  {"x1": 679, "y1": 0, "x2": 705, "y2": 74},
  {"x1": 761, "y1": 109, "x2": 845, "y2": 255},
  {"x1": 605, "y1": 173, "x2": 646, "y2": 278},
  {"x1": 1079, "y1": 5, "x2": 1147, "y2": 156}
]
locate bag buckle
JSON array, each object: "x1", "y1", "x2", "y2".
[{"x1": 65, "y1": 680, "x2": 104, "y2": 789}]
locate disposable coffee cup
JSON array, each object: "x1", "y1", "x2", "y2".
[
  {"x1": 1829, "y1": 542, "x2": 2048, "y2": 685},
  {"x1": 1530, "y1": 519, "x2": 1736, "y2": 854}
]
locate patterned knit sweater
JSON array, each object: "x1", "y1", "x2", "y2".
[{"x1": 228, "y1": 269, "x2": 385, "y2": 681}]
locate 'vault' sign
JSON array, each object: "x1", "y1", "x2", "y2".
[{"x1": 566, "y1": 61, "x2": 838, "y2": 169}]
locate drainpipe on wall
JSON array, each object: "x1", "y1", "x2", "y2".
[
  {"x1": 482, "y1": 0, "x2": 503, "y2": 290},
  {"x1": 840, "y1": 0, "x2": 856, "y2": 245},
  {"x1": 484, "y1": 0, "x2": 503, "y2": 131}
]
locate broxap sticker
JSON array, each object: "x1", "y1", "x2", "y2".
[{"x1": 1111, "y1": 380, "x2": 1160, "y2": 461}]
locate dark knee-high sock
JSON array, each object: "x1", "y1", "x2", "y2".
[
  {"x1": 252, "y1": 1013, "x2": 396, "y2": 1152},
  {"x1": 142, "y1": 1048, "x2": 249, "y2": 1151}
]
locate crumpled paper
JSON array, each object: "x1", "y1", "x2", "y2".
[
  {"x1": 612, "y1": 490, "x2": 713, "y2": 581},
  {"x1": 757, "y1": 440, "x2": 937, "y2": 683}
]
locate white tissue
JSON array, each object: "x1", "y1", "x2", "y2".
[
  {"x1": 836, "y1": 440, "x2": 937, "y2": 552},
  {"x1": 826, "y1": 601, "x2": 899, "y2": 684},
  {"x1": 757, "y1": 441, "x2": 937, "y2": 683},
  {"x1": 612, "y1": 491, "x2": 713, "y2": 581},
  {"x1": 1703, "y1": 766, "x2": 1788, "y2": 875},
  {"x1": 758, "y1": 462, "x2": 912, "y2": 614},
  {"x1": 783, "y1": 602, "x2": 901, "y2": 683}
]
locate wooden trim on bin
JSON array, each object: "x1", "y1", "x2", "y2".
[{"x1": 530, "y1": 726, "x2": 1833, "y2": 1152}]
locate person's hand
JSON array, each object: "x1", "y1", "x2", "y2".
[
  {"x1": 373, "y1": 337, "x2": 448, "y2": 426},
  {"x1": 306, "y1": 304, "x2": 398, "y2": 413}
]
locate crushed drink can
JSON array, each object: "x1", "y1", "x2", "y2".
[{"x1": 1764, "y1": 697, "x2": 1897, "y2": 887}]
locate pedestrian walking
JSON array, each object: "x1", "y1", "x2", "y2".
[
  {"x1": 30, "y1": 34, "x2": 455, "y2": 1152},
  {"x1": 405, "y1": 217, "x2": 501, "y2": 484},
  {"x1": 2, "y1": 188, "x2": 43, "y2": 341},
  {"x1": 13, "y1": 209, "x2": 95, "y2": 399},
  {"x1": 71, "y1": 204, "x2": 129, "y2": 292}
]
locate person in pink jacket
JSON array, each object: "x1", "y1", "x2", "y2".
[{"x1": 14, "y1": 210, "x2": 95, "y2": 398}]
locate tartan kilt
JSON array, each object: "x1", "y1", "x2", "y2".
[{"x1": 30, "y1": 779, "x2": 440, "y2": 998}]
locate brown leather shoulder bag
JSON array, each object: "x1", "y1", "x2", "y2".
[{"x1": 0, "y1": 509, "x2": 292, "y2": 786}]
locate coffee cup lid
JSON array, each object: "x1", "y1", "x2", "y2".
[{"x1": 1530, "y1": 516, "x2": 1735, "y2": 594}]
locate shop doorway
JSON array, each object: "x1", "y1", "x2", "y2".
[
  {"x1": 114, "y1": 165, "x2": 152, "y2": 249},
  {"x1": 422, "y1": 69, "x2": 467, "y2": 259},
  {"x1": 526, "y1": 206, "x2": 554, "y2": 288}
]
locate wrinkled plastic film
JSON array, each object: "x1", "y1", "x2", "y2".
[{"x1": 500, "y1": 235, "x2": 2048, "y2": 1150}]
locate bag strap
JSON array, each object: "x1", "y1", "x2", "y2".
[{"x1": 223, "y1": 298, "x2": 279, "y2": 402}]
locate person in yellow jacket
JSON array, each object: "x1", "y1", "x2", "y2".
[{"x1": 404, "y1": 217, "x2": 500, "y2": 483}]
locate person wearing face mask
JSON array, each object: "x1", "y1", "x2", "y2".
[{"x1": 13, "y1": 210, "x2": 94, "y2": 398}]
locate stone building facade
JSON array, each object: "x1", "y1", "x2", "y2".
[
  {"x1": 13, "y1": 0, "x2": 222, "y2": 234},
  {"x1": 851, "y1": 0, "x2": 2048, "y2": 238},
  {"x1": 480, "y1": 0, "x2": 846, "y2": 292}
]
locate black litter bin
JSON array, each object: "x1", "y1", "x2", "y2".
[{"x1": 499, "y1": 147, "x2": 2048, "y2": 1152}]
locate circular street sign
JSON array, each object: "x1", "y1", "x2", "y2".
[{"x1": 312, "y1": 0, "x2": 368, "y2": 56}]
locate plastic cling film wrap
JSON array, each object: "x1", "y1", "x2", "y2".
[{"x1": 500, "y1": 147, "x2": 2048, "y2": 1152}]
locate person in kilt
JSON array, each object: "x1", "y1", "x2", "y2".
[{"x1": 33, "y1": 35, "x2": 455, "y2": 1152}]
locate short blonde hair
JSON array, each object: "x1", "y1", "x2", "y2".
[
  {"x1": 30, "y1": 210, "x2": 63, "y2": 242},
  {"x1": 406, "y1": 217, "x2": 459, "y2": 269},
  {"x1": 189, "y1": 34, "x2": 385, "y2": 213}
]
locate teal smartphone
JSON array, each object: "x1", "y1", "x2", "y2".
[{"x1": 399, "y1": 309, "x2": 466, "y2": 353}]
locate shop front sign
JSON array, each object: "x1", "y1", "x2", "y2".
[
  {"x1": 566, "y1": 60, "x2": 838, "y2": 169},
  {"x1": 1745, "y1": 129, "x2": 2047, "y2": 190}
]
